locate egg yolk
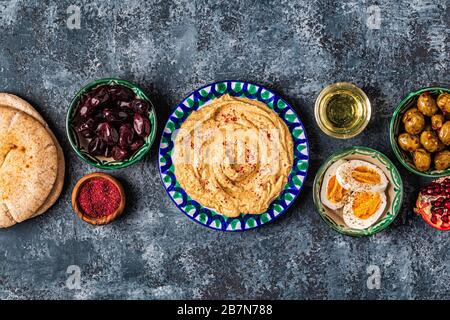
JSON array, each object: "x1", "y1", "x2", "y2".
[
  {"x1": 327, "y1": 175, "x2": 348, "y2": 204},
  {"x1": 352, "y1": 192, "x2": 381, "y2": 219},
  {"x1": 351, "y1": 166, "x2": 381, "y2": 184}
]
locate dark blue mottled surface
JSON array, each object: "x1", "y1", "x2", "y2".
[{"x1": 0, "y1": 0, "x2": 448, "y2": 299}]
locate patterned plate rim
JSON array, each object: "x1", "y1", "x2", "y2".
[{"x1": 158, "y1": 80, "x2": 310, "y2": 231}]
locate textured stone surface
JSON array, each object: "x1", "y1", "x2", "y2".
[{"x1": 0, "y1": 0, "x2": 449, "y2": 299}]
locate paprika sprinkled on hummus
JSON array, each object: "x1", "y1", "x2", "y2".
[{"x1": 77, "y1": 177, "x2": 121, "y2": 218}]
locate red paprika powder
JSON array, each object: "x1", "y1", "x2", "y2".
[{"x1": 77, "y1": 177, "x2": 121, "y2": 218}]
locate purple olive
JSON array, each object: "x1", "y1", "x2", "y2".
[
  {"x1": 75, "y1": 117, "x2": 96, "y2": 138},
  {"x1": 78, "y1": 95, "x2": 96, "y2": 117},
  {"x1": 117, "y1": 111, "x2": 130, "y2": 122},
  {"x1": 102, "y1": 108, "x2": 117, "y2": 122},
  {"x1": 112, "y1": 146, "x2": 129, "y2": 161},
  {"x1": 96, "y1": 122, "x2": 119, "y2": 146},
  {"x1": 78, "y1": 105, "x2": 91, "y2": 118},
  {"x1": 108, "y1": 85, "x2": 135, "y2": 101},
  {"x1": 133, "y1": 113, "x2": 151, "y2": 138},
  {"x1": 117, "y1": 100, "x2": 132, "y2": 110},
  {"x1": 88, "y1": 137, "x2": 106, "y2": 156},
  {"x1": 119, "y1": 124, "x2": 135, "y2": 149},
  {"x1": 92, "y1": 85, "x2": 110, "y2": 93},
  {"x1": 102, "y1": 108, "x2": 130, "y2": 124},
  {"x1": 91, "y1": 86, "x2": 110, "y2": 105},
  {"x1": 131, "y1": 99, "x2": 149, "y2": 115},
  {"x1": 130, "y1": 138, "x2": 144, "y2": 152},
  {"x1": 104, "y1": 145, "x2": 113, "y2": 158},
  {"x1": 79, "y1": 84, "x2": 149, "y2": 160}
]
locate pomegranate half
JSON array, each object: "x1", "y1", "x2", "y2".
[{"x1": 415, "y1": 176, "x2": 450, "y2": 231}]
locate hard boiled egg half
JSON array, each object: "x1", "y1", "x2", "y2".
[
  {"x1": 336, "y1": 160, "x2": 388, "y2": 193},
  {"x1": 320, "y1": 160, "x2": 349, "y2": 210},
  {"x1": 343, "y1": 191, "x2": 387, "y2": 230}
]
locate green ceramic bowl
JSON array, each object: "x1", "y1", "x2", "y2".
[
  {"x1": 313, "y1": 146, "x2": 403, "y2": 237},
  {"x1": 66, "y1": 78, "x2": 157, "y2": 170},
  {"x1": 390, "y1": 87, "x2": 450, "y2": 178}
]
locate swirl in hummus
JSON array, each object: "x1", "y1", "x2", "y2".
[{"x1": 173, "y1": 94, "x2": 294, "y2": 217}]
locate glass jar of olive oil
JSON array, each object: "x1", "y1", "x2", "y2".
[{"x1": 314, "y1": 82, "x2": 371, "y2": 139}]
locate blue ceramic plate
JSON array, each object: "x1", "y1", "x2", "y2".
[{"x1": 159, "y1": 80, "x2": 309, "y2": 231}]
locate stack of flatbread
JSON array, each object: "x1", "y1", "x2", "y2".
[{"x1": 0, "y1": 93, "x2": 65, "y2": 228}]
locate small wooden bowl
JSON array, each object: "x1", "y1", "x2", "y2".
[{"x1": 71, "y1": 172, "x2": 126, "y2": 225}]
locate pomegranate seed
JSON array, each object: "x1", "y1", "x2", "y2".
[
  {"x1": 436, "y1": 208, "x2": 444, "y2": 215},
  {"x1": 442, "y1": 215, "x2": 449, "y2": 223},
  {"x1": 434, "y1": 201, "x2": 442, "y2": 207},
  {"x1": 431, "y1": 215, "x2": 438, "y2": 224},
  {"x1": 445, "y1": 201, "x2": 450, "y2": 209}
]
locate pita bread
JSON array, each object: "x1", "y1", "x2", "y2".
[
  {"x1": 0, "y1": 106, "x2": 58, "y2": 227},
  {"x1": 0, "y1": 204, "x2": 16, "y2": 228},
  {"x1": 0, "y1": 93, "x2": 65, "y2": 217}
]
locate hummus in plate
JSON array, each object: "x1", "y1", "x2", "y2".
[{"x1": 173, "y1": 94, "x2": 294, "y2": 217}]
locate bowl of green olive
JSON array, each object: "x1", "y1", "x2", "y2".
[{"x1": 390, "y1": 87, "x2": 450, "y2": 177}]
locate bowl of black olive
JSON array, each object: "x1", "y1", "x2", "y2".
[
  {"x1": 67, "y1": 78, "x2": 157, "y2": 169},
  {"x1": 390, "y1": 87, "x2": 450, "y2": 177}
]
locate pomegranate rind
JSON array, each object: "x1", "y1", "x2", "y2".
[{"x1": 415, "y1": 177, "x2": 450, "y2": 231}]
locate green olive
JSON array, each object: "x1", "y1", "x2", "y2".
[
  {"x1": 439, "y1": 121, "x2": 450, "y2": 145},
  {"x1": 402, "y1": 108, "x2": 425, "y2": 135},
  {"x1": 417, "y1": 92, "x2": 438, "y2": 116},
  {"x1": 413, "y1": 148, "x2": 431, "y2": 172},
  {"x1": 431, "y1": 113, "x2": 445, "y2": 130},
  {"x1": 398, "y1": 133, "x2": 420, "y2": 152},
  {"x1": 434, "y1": 150, "x2": 450, "y2": 171},
  {"x1": 420, "y1": 130, "x2": 440, "y2": 152},
  {"x1": 437, "y1": 93, "x2": 450, "y2": 114}
]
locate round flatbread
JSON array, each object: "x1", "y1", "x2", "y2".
[
  {"x1": 0, "y1": 207, "x2": 15, "y2": 228},
  {"x1": 0, "y1": 106, "x2": 58, "y2": 227},
  {"x1": 0, "y1": 93, "x2": 65, "y2": 217},
  {"x1": 0, "y1": 93, "x2": 46, "y2": 123}
]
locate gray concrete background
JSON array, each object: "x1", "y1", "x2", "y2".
[{"x1": 0, "y1": 0, "x2": 448, "y2": 299}]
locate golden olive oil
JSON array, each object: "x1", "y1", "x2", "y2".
[
  {"x1": 315, "y1": 83, "x2": 371, "y2": 139},
  {"x1": 323, "y1": 91, "x2": 361, "y2": 129}
]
